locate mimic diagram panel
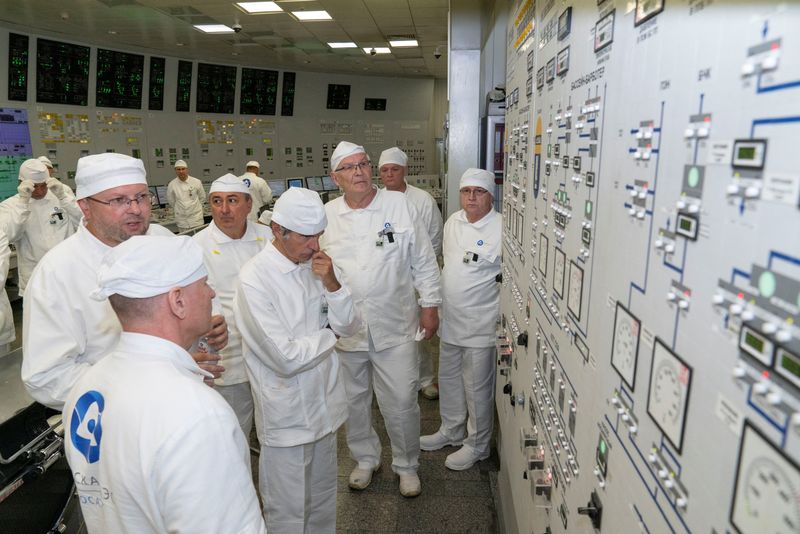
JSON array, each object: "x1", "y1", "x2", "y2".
[{"x1": 496, "y1": 1, "x2": 800, "y2": 533}]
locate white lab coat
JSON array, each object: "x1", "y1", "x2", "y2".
[
  {"x1": 404, "y1": 183, "x2": 443, "y2": 257},
  {"x1": 240, "y1": 172, "x2": 273, "y2": 221},
  {"x1": 0, "y1": 230, "x2": 15, "y2": 347},
  {"x1": 63, "y1": 332, "x2": 265, "y2": 534},
  {"x1": 21, "y1": 221, "x2": 174, "y2": 409},
  {"x1": 320, "y1": 187, "x2": 441, "y2": 352},
  {"x1": 439, "y1": 209, "x2": 502, "y2": 347},
  {"x1": 193, "y1": 220, "x2": 272, "y2": 386},
  {"x1": 166, "y1": 175, "x2": 205, "y2": 229},
  {"x1": 235, "y1": 241, "x2": 361, "y2": 448},
  {"x1": 0, "y1": 191, "x2": 81, "y2": 294}
]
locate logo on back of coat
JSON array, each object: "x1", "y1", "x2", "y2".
[
  {"x1": 70, "y1": 390, "x2": 105, "y2": 464},
  {"x1": 243, "y1": 178, "x2": 252, "y2": 187},
  {"x1": 477, "y1": 240, "x2": 484, "y2": 246}
]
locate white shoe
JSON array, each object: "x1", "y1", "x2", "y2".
[
  {"x1": 399, "y1": 473, "x2": 421, "y2": 497},
  {"x1": 445, "y1": 446, "x2": 489, "y2": 471},
  {"x1": 420, "y1": 430, "x2": 463, "y2": 451},
  {"x1": 420, "y1": 383, "x2": 439, "y2": 400},
  {"x1": 348, "y1": 463, "x2": 380, "y2": 490}
]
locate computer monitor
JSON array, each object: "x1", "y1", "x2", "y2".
[
  {"x1": 305, "y1": 176, "x2": 325, "y2": 192},
  {"x1": 148, "y1": 186, "x2": 159, "y2": 207},
  {"x1": 155, "y1": 185, "x2": 169, "y2": 206},
  {"x1": 268, "y1": 179, "x2": 287, "y2": 197},
  {"x1": 322, "y1": 175, "x2": 337, "y2": 191},
  {"x1": 287, "y1": 178, "x2": 304, "y2": 189}
]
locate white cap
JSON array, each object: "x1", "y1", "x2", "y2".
[
  {"x1": 75, "y1": 153, "x2": 147, "y2": 200},
  {"x1": 209, "y1": 173, "x2": 250, "y2": 195},
  {"x1": 258, "y1": 210, "x2": 272, "y2": 225},
  {"x1": 246, "y1": 160, "x2": 260, "y2": 169},
  {"x1": 378, "y1": 147, "x2": 408, "y2": 168},
  {"x1": 19, "y1": 159, "x2": 49, "y2": 184},
  {"x1": 272, "y1": 188, "x2": 327, "y2": 235},
  {"x1": 459, "y1": 168, "x2": 495, "y2": 198},
  {"x1": 331, "y1": 141, "x2": 366, "y2": 172},
  {"x1": 37, "y1": 156, "x2": 54, "y2": 169},
  {"x1": 174, "y1": 160, "x2": 187, "y2": 168},
  {"x1": 90, "y1": 236, "x2": 207, "y2": 301}
]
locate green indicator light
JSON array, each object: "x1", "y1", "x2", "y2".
[
  {"x1": 758, "y1": 271, "x2": 777, "y2": 298},
  {"x1": 600, "y1": 440, "x2": 607, "y2": 454},
  {"x1": 687, "y1": 166, "x2": 700, "y2": 188}
]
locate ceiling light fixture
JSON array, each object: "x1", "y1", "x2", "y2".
[
  {"x1": 363, "y1": 47, "x2": 390, "y2": 55},
  {"x1": 389, "y1": 39, "x2": 418, "y2": 47},
  {"x1": 291, "y1": 10, "x2": 332, "y2": 21},
  {"x1": 235, "y1": 2, "x2": 283, "y2": 14},
  {"x1": 193, "y1": 24, "x2": 235, "y2": 33},
  {"x1": 328, "y1": 42, "x2": 357, "y2": 49}
]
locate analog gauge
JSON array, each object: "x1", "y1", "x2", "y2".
[
  {"x1": 653, "y1": 361, "x2": 681, "y2": 425},
  {"x1": 553, "y1": 248, "x2": 566, "y2": 297},
  {"x1": 567, "y1": 261, "x2": 584, "y2": 320},
  {"x1": 647, "y1": 338, "x2": 692, "y2": 452},
  {"x1": 611, "y1": 303, "x2": 640, "y2": 390}
]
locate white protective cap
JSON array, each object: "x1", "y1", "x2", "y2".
[
  {"x1": 174, "y1": 160, "x2": 187, "y2": 168},
  {"x1": 245, "y1": 160, "x2": 260, "y2": 169},
  {"x1": 272, "y1": 187, "x2": 327, "y2": 235},
  {"x1": 209, "y1": 173, "x2": 250, "y2": 195},
  {"x1": 459, "y1": 168, "x2": 496, "y2": 198},
  {"x1": 75, "y1": 153, "x2": 147, "y2": 200},
  {"x1": 330, "y1": 141, "x2": 366, "y2": 172},
  {"x1": 37, "y1": 156, "x2": 54, "y2": 169},
  {"x1": 378, "y1": 147, "x2": 408, "y2": 168},
  {"x1": 19, "y1": 159, "x2": 49, "y2": 184},
  {"x1": 90, "y1": 235, "x2": 207, "y2": 301}
]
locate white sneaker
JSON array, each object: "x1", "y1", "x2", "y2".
[
  {"x1": 348, "y1": 463, "x2": 380, "y2": 490},
  {"x1": 399, "y1": 473, "x2": 421, "y2": 497},
  {"x1": 420, "y1": 383, "x2": 439, "y2": 400},
  {"x1": 445, "y1": 446, "x2": 489, "y2": 471},
  {"x1": 420, "y1": 430, "x2": 463, "y2": 451}
]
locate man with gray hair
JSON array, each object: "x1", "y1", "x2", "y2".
[
  {"x1": 235, "y1": 187, "x2": 361, "y2": 532},
  {"x1": 22, "y1": 153, "x2": 228, "y2": 409},
  {"x1": 321, "y1": 141, "x2": 441, "y2": 497},
  {"x1": 167, "y1": 159, "x2": 205, "y2": 231},
  {"x1": 63, "y1": 235, "x2": 265, "y2": 533}
]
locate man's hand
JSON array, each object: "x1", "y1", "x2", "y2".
[
  {"x1": 17, "y1": 180, "x2": 34, "y2": 203},
  {"x1": 311, "y1": 251, "x2": 341, "y2": 292},
  {"x1": 204, "y1": 314, "x2": 229, "y2": 351},
  {"x1": 190, "y1": 351, "x2": 224, "y2": 387},
  {"x1": 46, "y1": 177, "x2": 68, "y2": 199},
  {"x1": 418, "y1": 306, "x2": 439, "y2": 341}
]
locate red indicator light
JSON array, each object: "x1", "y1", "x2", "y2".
[
  {"x1": 762, "y1": 370, "x2": 770, "y2": 378},
  {"x1": 684, "y1": 290, "x2": 690, "y2": 297},
  {"x1": 771, "y1": 43, "x2": 779, "y2": 50},
  {"x1": 703, "y1": 116, "x2": 711, "y2": 122},
  {"x1": 737, "y1": 292, "x2": 744, "y2": 299}
]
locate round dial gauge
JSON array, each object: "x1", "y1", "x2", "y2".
[
  {"x1": 742, "y1": 457, "x2": 800, "y2": 533},
  {"x1": 653, "y1": 361, "x2": 681, "y2": 425},
  {"x1": 614, "y1": 320, "x2": 636, "y2": 374}
]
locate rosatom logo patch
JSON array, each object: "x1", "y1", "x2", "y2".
[
  {"x1": 242, "y1": 178, "x2": 252, "y2": 187},
  {"x1": 70, "y1": 390, "x2": 105, "y2": 464}
]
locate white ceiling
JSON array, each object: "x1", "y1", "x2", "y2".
[{"x1": 0, "y1": 0, "x2": 450, "y2": 78}]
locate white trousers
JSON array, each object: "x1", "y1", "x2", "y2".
[
  {"x1": 340, "y1": 339, "x2": 420, "y2": 475},
  {"x1": 417, "y1": 341, "x2": 435, "y2": 388},
  {"x1": 217, "y1": 382, "x2": 254, "y2": 439},
  {"x1": 437, "y1": 342, "x2": 496, "y2": 456},
  {"x1": 259, "y1": 432, "x2": 338, "y2": 534}
]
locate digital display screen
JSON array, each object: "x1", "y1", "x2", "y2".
[
  {"x1": 327, "y1": 84, "x2": 351, "y2": 110},
  {"x1": 148, "y1": 57, "x2": 165, "y2": 111},
  {"x1": 36, "y1": 38, "x2": 90, "y2": 106},
  {"x1": 96, "y1": 48, "x2": 144, "y2": 109},
  {"x1": 176, "y1": 60, "x2": 193, "y2": 112},
  {"x1": 8, "y1": 33, "x2": 29, "y2": 101},
  {"x1": 306, "y1": 176, "x2": 325, "y2": 192},
  {"x1": 281, "y1": 72, "x2": 296, "y2": 116},
  {"x1": 781, "y1": 353, "x2": 800, "y2": 379},
  {"x1": 267, "y1": 179, "x2": 286, "y2": 196},
  {"x1": 287, "y1": 178, "x2": 303, "y2": 189},
  {"x1": 148, "y1": 186, "x2": 159, "y2": 207},
  {"x1": 364, "y1": 98, "x2": 386, "y2": 111},
  {"x1": 737, "y1": 146, "x2": 756, "y2": 160},
  {"x1": 322, "y1": 175, "x2": 337, "y2": 190},
  {"x1": 240, "y1": 67, "x2": 279, "y2": 116},
  {"x1": 744, "y1": 331, "x2": 764, "y2": 353},
  {"x1": 680, "y1": 218, "x2": 693, "y2": 231},
  {"x1": 196, "y1": 63, "x2": 237, "y2": 114},
  {"x1": 155, "y1": 185, "x2": 169, "y2": 206}
]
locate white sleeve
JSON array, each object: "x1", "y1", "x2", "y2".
[
  {"x1": 57, "y1": 195, "x2": 83, "y2": 226},
  {"x1": 428, "y1": 196, "x2": 444, "y2": 257},
  {"x1": 166, "y1": 182, "x2": 177, "y2": 207},
  {"x1": 407, "y1": 203, "x2": 442, "y2": 308},
  {"x1": 234, "y1": 278, "x2": 339, "y2": 378},
  {"x1": 324, "y1": 273, "x2": 362, "y2": 338},
  {"x1": 0, "y1": 196, "x2": 31, "y2": 243}
]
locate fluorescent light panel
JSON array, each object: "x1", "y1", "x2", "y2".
[
  {"x1": 328, "y1": 42, "x2": 357, "y2": 49},
  {"x1": 235, "y1": 2, "x2": 282, "y2": 13},
  {"x1": 363, "y1": 47, "x2": 391, "y2": 54},
  {"x1": 389, "y1": 39, "x2": 418, "y2": 47},
  {"x1": 194, "y1": 24, "x2": 235, "y2": 33},
  {"x1": 292, "y1": 10, "x2": 332, "y2": 21}
]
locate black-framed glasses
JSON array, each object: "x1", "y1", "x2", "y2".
[{"x1": 87, "y1": 192, "x2": 152, "y2": 210}]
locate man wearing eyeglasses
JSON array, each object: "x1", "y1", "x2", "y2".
[
  {"x1": 320, "y1": 141, "x2": 441, "y2": 498},
  {"x1": 420, "y1": 168, "x2": 501, "y2": 471},
  {"x1": 22, "y1": 153, "x2": 228, "y2": 409}
]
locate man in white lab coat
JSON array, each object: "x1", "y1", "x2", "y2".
[
  {"x1": 22, "y1": 153, "x2": 228, "y2": 409},
  {"x1": 193, "y1": 173, "x2": 272, "y2": 435},
  {"x1": 379, "y1": 147, "x2": 444, "y2": 401},
  {"x1": 166, "y1": 159, "x2": 205, "y2": 231},
  {"x1": 240, "y1": 160, "x2": 272, "y2": 221},
  {"x1": 0, "y1": 159, "x2": 81, "y2": 296},
  {"x1": 420, "y1": 168, "x2": 501, "y2": 470},
  {"x1": 63, "y1": 235, "x2": 265, "y2": 534},
  {"x1": 235, "y1": 187, "x2": 361, "y2": 532},
  {"x1": 320, "y1": 141, "x2": 441, "y2": 497}
]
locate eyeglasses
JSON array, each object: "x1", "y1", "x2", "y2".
[
  {"x1": 335, "y1": 161, "x2": 371, "y2": 175},
  {"x1": 87, "y1": 192, "x2": 152, "y2": 210},
  {"x1": 460, "y1": 188, "x2": 489, "y2": 196}
]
